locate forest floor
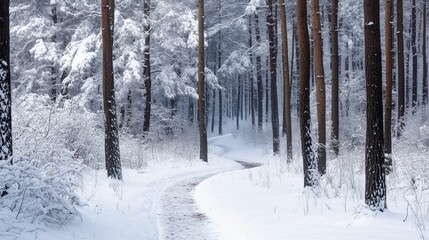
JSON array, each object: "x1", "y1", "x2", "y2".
[{"x1": 2, "y1": 133, "x2": 427, "y2": 240}]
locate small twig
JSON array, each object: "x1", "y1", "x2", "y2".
[{"x1": 16, "y1": 185, "x2": 27, "y2": 219}]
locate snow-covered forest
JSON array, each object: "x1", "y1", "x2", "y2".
[{"x1": 0, "y1": 0, "x2": 429, "y2": 239}]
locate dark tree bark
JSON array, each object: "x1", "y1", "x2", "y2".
[
  {"x1": 279, "y1": 0, "x2": 293, "y2": 161},
  {"x1": 249, "y1": 15, "x2": 256, "y2": 128},
  {"x1": 311, "y1": 0, "x2": 326, "y2": 175},
  {"x1": 384, "y1": 0, "x2": 394, "y2": 171},
  {"x1": 51, "y1": 4, "x2": 58, "y2": 103},
  {"x1": 364, "y1": 0, "x2": 386, "y2": 211},
  {"x1": 198, "y1": 0, "x2": 208, "y2": 162},
  {"x1": 266, "y1": 0, "x2": 280, "y2": 155},
  {"x1": 188, "y1": 96, "x2": 194, "y2": 123},
  {"x1": 0, "y1": 0, "x2": 12, "y2": 163},
  {"x1": 0, "y1": 0, "x2": 13, "y2": 198},
  {"x1": 255, "y1": 13, "x2": 264, "y2": 132},
  {"x1": 218, "y1": 31, "x2": 223, "y2": 135},
  {"x1": 143, "y1": 0, "x2": 152, "y2": 135},
  {"x1": 423, "y1": 0, "x2": 428, "y2": 108},
  {"x1": 265, "y1": 57, "x2": 270, "y2": 123},
  {"x1": 397, "y1": 0, "x2": 405, "y2": 137},
  {"x1": 102, "y1": 0, "x2": 122, "y2": 180},
  {"x1": 411, "y1": 0, "x2": 417, "y2": 113},
  {"x1": 237, "y1": 76, "x2": 241, "y2": 130},
  {"x1": 330, "y1": 0, "x2": 340, "y2": 155},
  {"x1": 298, "y1": 0, "x2": 317, "y2": 187}
]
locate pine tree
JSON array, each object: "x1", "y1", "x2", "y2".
[
  {"x1": 384, "y1": 0, "x2": 394, "y2": 171},
  {"x1": 267, "y1": 0, "x2": 280, "y2": 155},
  {"x1": 397, "y1": 0, "x2": 405, "y2": 136},
  {"x1": 330, "y1": 0, "x2": 340, "y2": 155},
  {"x1": 198, "y1": 0, "x2": 208, "y2": 162},
  {"x1": 0, "y1": 0, "x2": 12, "y2": 197},
  {"x1": 297, "y1": 0, "x2": 317, "y2": 187},
  {"x1": 102, "y1": 0, "x2": 122, "y2": 180},
  {"x1": 311, "y1": 0, "x2": 326, "y2": 175},
  {"x1": 143, "y1": 0, "x2": 152, "y2": 136},
  {"x1": 364, "y1": 0, "x2": 386, "y2": 211},
  {"x1": 279, "y1": 0, "x2": 293, "y2": 162}
]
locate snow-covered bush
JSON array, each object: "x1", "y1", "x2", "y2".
[
  {"x1": 0, "y1": 94, "x2": 104, "y2": 225},
  {"x1": 0, "y1": 157, "x2": 82, "y2": 224}
]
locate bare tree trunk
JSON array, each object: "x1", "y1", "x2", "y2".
[
  {"x1": 266, "y1": 57, "x2": 270, "y2": 123},
  {"x1": 102, "y1": 0, "x2": 122, "y2": 180},
  {"x1": 267, "y1": 0, "x2": 280, "y2": 155},
  {"x1": 384, "y1": 0, "x2": 394, "y2": 171},
  {"x1": 311, "y1": 0, "x2": 326, "y2": 175},
  {"x1": 255, "y1": 13, "x2": 264, "y2": 132},
  {"x1": 279, "y1": 0, "x2": 293, "y2": 161},
  {"x1": 423, "y1": 0, "x2": 428, "y2": 109},
  {"x1": 0, "y1": 0, "x2": 12, "y2": 197},
  {"x1": 198, "y1": 0, "x2": 208, "y2": 162},
  {"x1": 298, "y1": 0, "x2": 317, "y2": 187},
  {"x1": 249, "y1": 15, "x2": 256, "y2": 128},
  {"x1": 330, "y1": 0, "x2": 340, "y2": 155},
  {"x1": 364, "y1": 0, "x2": 386, "y2": 211},
  {"x1": 143, "y1": 0, "x2": 152, "y2": 135},
  {"x1": 411, "y1": 0, "x2": 418, "y2": 113},
  {"x1": 397, "y1": 0, "x2": 405, "y2": 137},
  {"x1": 51, "y1": 4, "x2": 58, "y2": 103},
  {"x1": 237, "y1": 76, "x2": 241, "y2": 130}
]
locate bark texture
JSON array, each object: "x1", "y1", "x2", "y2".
[
  {"x1": 279, "y1": 0, "x2": 293, "y2": 161},
  {"x1": 330, "y1": 0, "x2": 339, "y2": 155},
  {"x1": 364, "y1": 0, "x2": 386, "y2": 211},
  {"x1": 397, "y1": 0, "x2": 405, "y2": 136},
  {"x1": 0, "y1": 0, "x2": 12, "y2": 164},
  {"x1": 143, "y1": 0, "x2": 152, "y2": 135},
  {"x1": 298, "y1": 0, "x2": 317, "y2": 187},
  {"x1": 102, "y1": 0, "x2": 122, "y2": 180},
  {"x1": 311, "y1": 0, "x2": 326, "y2": 175},
  {"x1": 267, "y1": 0, "x2": 280, "y2": 155},
  {"x1": 198, "y1": 0, "x2": 208, "y2": 162}
]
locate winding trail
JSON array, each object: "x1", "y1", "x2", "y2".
[{"x1": 156, "y1": 137, "x2": 261, "y2": 240}]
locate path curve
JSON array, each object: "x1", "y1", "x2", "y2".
[
  {"x1": 156, "y1": 136, "x2": 261, "y2": 240},
  {"x1": 157, "y1": 161, "x2": 260, "y2": 240}
]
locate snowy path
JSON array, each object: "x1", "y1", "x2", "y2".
[
  {"x1": 157, "y1": 173, "x2": 223, "y2": 240},
  {"x1": 157, "y1": 135, "x2": 261, "y2": 240},
  {"x1": 157, "y1": 161, "x2": 261, "y2": 240}
]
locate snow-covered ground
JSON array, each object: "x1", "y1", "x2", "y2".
[
  {"x1": 1, "y1": 132, "x2": 428, "y2": 240},
  {"x1": 195, "y1": 133, "x2": 426, "y2": 240}
]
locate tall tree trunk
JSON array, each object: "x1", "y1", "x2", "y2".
[
  {"x1": 384, "y1": 0, "x2": 394, "y2": 171},
  {"x1": 255, "y1": 13, "x2": 264, "y2": 132},
  {"x1": 411, "y1": 0, "x2": 418, "y2": 113},
  {"x1": 237, "y1": 76, "x2": 241, "y2": 130},
  {"x1": 279, "y1": 0, "x2": 293, "y2": 161},
  {"x1": 198, "y1": 0, "x2": 208, "y2": 162},
  {"x1": 364, "y1": 0, "x2": 386, "y2": 211},
  {"x1": 311, "y1": 0, "x2": 326, "y2": 175},
  {"x1": 423, "y1": 0, "x2": 428, "y2": 109},
  {"x1": 267, "y1": 0, "x2": 280, "y2": 155},
  {"x1": 397, "y1": 0, "x2": 405, "y2": 137},
  {"x1": 143, "y1": 0, "x2": 152, "y2": 135},
  {"x1": 330, "y1": 0, "x2": 340, "y2": 155},
  {"x1": 102, "y1": 0, "x2": 122, "y2": 180},
  {"x1": 298, "y1": 0, "x2": 317, "y2": 187},
  {"x1": 51, "y1": 4, "x2": 58, "y2": 102},
  {"x1": 0, "y1": 0, "x2": 13, "y2": 197},
  {"x1": 0, "y1": 0, "x2": 12, "y2": 161},
  {"x1": 249, "y1": 15, "x2": 256, "y2": 128},
  {"x1": 188, "y1": 97, "x2": 194, "y2": 123},
  {"x1": 266, "y1": 57, "x2": 270, "y2": 123},
  {"x1": 217, "y1": 0, "x2": 222, "y2": 135}
]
